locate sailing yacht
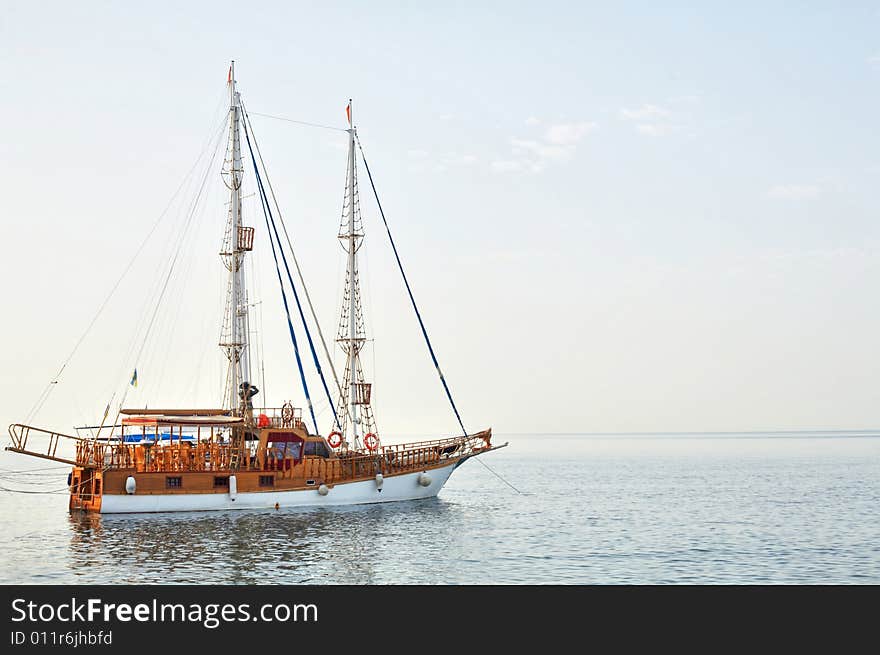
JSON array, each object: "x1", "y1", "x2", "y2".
[{"x1": 5, "y1": 63, "x2": 504, "y2": 513}]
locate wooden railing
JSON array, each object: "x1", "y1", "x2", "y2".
[
  {"x1": 7, "y1": 423, "x2": 493, "y2": 484},
  {"x1": 99, "y1": 442, "x2": 246, "y2": 473},
  {"x1": 378, "y1": 431, "x2": 492, "y2": 462},
  {"x1": 253, "y1": 406, "x2": 305, "y2": 430},
  {"x1": 6, "y1": 424, "x2": 82, "y2": 465}
]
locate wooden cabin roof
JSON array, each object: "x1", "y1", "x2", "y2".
[{"x1": 121, "y1": 415, "x2": 243, "y2": 427}]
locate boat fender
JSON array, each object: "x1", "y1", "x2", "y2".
[
  {"x1": 125, "y1": 476, "x2": 136, "y2": 495},
  {"x1": 318, "y1": 484, "x2": 329, "y2": 496},
  {"x1": 418, "y1": 472, "x2": 432, "y2": 487},
  {"x1": 229, "y1": 474, "x2": 237, "y2": 501},
  {"x1": 375, "y1": 473, "x2": 384, "y2": 491}
]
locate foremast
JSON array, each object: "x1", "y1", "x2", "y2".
[
  {"x1": 219, "y1": 61, "x2": 254, "y2": 415},
  {"x1": 334, "y1": 102, "x2": 377, "y2": 450}
]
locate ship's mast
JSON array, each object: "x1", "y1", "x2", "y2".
[
  {"x1": 335, "y1": 102, "x2": 376, "y2": 448},
  {"x1": 220, "y1": 61, "x2": 252, "y2": 413}
]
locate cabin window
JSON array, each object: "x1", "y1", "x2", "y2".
[
  {"x1": 270, "y1": 441, "x2": 302, "y2": 460},
  {"x1": 94, "y1": 480, "x2": 102, "y2": 496},
  {"x1": 166, "y1": 476, "x2": 182, "y2": 489},
  {"x1": 304, "y1": 441, "x2": 330, "y2": 458},
  {"x1": 259, "y1": 475, "x2": 274, "y2": 487},
  {"x1": 214, "y1": 476, "x2": 229, "y2": 488}
]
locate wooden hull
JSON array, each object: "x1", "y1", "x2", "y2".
[{"x1": 96, "y1": 461, "x2": 459, "y2": 514}]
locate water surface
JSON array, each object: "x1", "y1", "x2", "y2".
[{"x1": 1, "y1": 433, "x2": 878, "y2": 584}]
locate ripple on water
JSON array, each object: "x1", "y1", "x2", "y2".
[{"x1": 0, "y1": 435, "x2": 879, "y2": 584}]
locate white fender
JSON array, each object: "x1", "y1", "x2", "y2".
[
  {"x1": 417, "y1": 472, "x2": 432, "y2": 487},
  {"x1": 375, "y1": 473, "x2": 384, "y2": 490},
  {"x1": 229, "y1": 474, "x2": 237, "y2": 501},
  {"x1": 318, "y1": 484, "x2": 329, "y2": 496},
  {"x1": 125, "y1": 476, "x2": 136, "y2": 495}
]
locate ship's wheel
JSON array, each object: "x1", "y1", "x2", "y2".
[{"x1": 281, "y1": 401, "x2": 294, "y2": 428}]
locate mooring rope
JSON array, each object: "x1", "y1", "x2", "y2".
[{"x1": 0, "y1": 484, "x2": 71, "y2": 495}]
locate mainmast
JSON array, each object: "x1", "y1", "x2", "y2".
[
  {"x1": 335, "y1": 101, "x2": 377, "y2": 449},
  {"x1": 220, "y1": 61, "x2": 254, "y2": 414}
]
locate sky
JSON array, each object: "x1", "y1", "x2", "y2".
[{"x1": 1, "y1": 1, "x2": 878, "y2": 437}]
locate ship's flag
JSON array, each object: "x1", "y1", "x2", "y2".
[
  {"x1": 345, "y1": 101, "x2": 351, "y2": 126},
  {"x1": 130, "y1": 369, "x2": 138, "y2": 388}
]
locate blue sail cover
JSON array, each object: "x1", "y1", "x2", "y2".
[{"x1": 122, "y1": 433, "x2": 196, "y2": 443}]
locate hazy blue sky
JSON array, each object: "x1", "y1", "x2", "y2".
[{"x1": 1, "y1": 2, "x2": 878, "y2": 436}]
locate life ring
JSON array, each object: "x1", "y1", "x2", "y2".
[
  {"x1": 364, "y1": 433, "x2": 379, "y2": 451},
  {"x1": 327, "y1": 431, "x2": 343, "y2": 448}
]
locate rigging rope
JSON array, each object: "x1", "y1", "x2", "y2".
[
  {"x1": 219, "y1": 107, "x2": 524, "y2": 493},
  {"x1": 355, "y1": 135, "x2": 469, "y2": 438},
  {"x1": 242, "y1": 103, "x2": 344, "y2": 432},
  {"x1": 248, "y1": 111, "x2": 348, "y2": 132},
  {"x1": 241, "y1": 118, "x2": 320, "y2": 435},
  {"x1": 23, "y1": 114, "x2": 226, "y2": 428},
  {"x1": 96, "y1": 117, "x2": 227, "y2": 440}
]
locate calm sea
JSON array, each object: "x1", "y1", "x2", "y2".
[{"x1": 1, "y1": 433, "x2": 878, "y2": 584}]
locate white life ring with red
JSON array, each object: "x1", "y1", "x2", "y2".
[
  {"x1": 364, "y1": 433, "x2": 379, "y2": 451},
  {"x1": 327, "y1": 431, "x2": 343, "y2": 448}
]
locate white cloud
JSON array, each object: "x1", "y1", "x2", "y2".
[
  {"x1": 438, "y1": 153, "x2": 478, "y2": 167},
  {"x1": 619, "y1": 104, "x2": 671, "y2": 121},
  {"x1": 767, "y1": 184, "x2": 822, "y2": 199},
  {"x1": 511, "y1": 138, "x2": 570, "y2": 161},
  {"x1": 667, "y1": 94, "x2": 701, "y2": 104},
  {"x1": 544, "y1": 122, "x2": 598, "y2": 145},
  {"x1": 491, "y1": 160, "x2": 523, "y2": 172},
  {"x1": 525, "y1": 116, "x2": 541, "y2": 126},
  {"x1": 491, "y1": 122, "x2": 597, "y2": 174},
  {"x1": 636, "y1": 123, "x2": 676, "y2": 137},
  {"x1": 410, "y1": 151, "x2": 477, "y2": 171},
  {"x1": 620, "y1": 103, "x2": 681, "y2": 137},
  {"x1": 869, "y1": 54, "x2": 880, "y2": 66}
]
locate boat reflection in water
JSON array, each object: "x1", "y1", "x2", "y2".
[{"x1": 65, "y1": 499, "x2": 463, "y2": 584}]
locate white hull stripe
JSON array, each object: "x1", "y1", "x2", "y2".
[{"x1": 99, "y1": 463, "x2": 457, "y2": 514}]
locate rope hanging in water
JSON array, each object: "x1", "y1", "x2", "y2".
[{"x1": 355, "y1": 135, "x2": 469, "y2": 438}]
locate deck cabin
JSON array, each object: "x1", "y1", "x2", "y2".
[{"x1": 7, "y1": 406, "x2": 492, "y2": 512}]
